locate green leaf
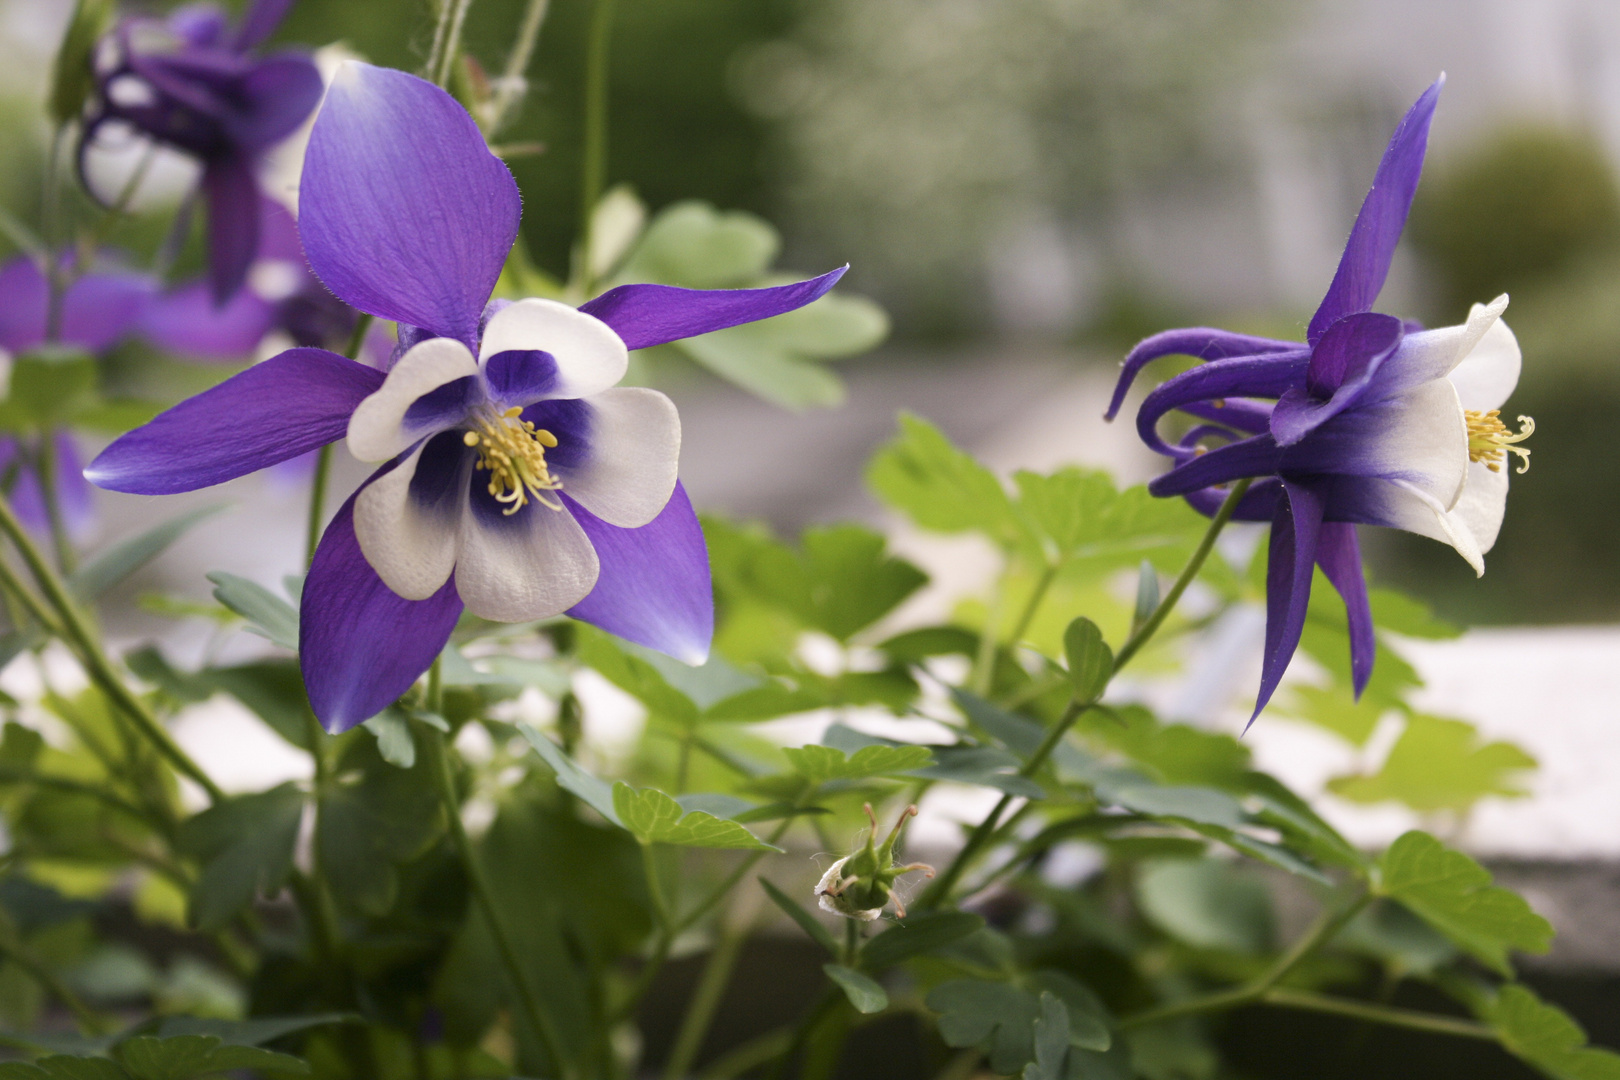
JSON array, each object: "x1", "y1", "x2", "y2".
[
  {"x1": 796, "y1": 525, "x2": 927, "y2": 641},
  {"x1": 1061, "y1": 618, "x2": 1112, "y2": 701},
  {"x1": 114, "y1": 1034, "x2": 309, "y2": 1080},
  {"x1": 1134, "y1": 859, "x2": 1274, "y2": 954},
  {"x1": 783, "y1": 743, "x2": 933, "y2": 784},
  {"x1": 1486, "y1": 984, "x2": 1620, "y2": 1080},
  {"x1": 611, "y1": 784, "x2": 779, "y2": 850},
  {"x1": 573, "y1": 628, "x2": 699, "y2": 723},
  {"x1": 1329, "y1": 713, "x2": 1535, "y2": 813},
  {"x1": 70, "y1": 506, "x2": 227, "y2": 602},
  {"x1": 1132, "y1": 560, "x2": 1159, "y2": 633},
  {"x1": 206, "y1": 573, "x2": 297, "y2": 650},
  {"x1": 1277, "y1": 683, "x2": 1391, "y2": 747},
  {"x1": 151, "y1": 1014, "x2": 348, "y2": 1046},
  {"x1": 0, "y1": 1056, "x2": 125, "y2": 1080},
  {"x1": 678, "y1": 335, "x2": 846, "y2": 409},
  {"x1": 69, "y1": 400, "x2": 166, "y2": 435},
  {"x1": 361, "y1": 710, "x2": 416, "y2": 768},
  {"x1": 317, "y1": 742, "x2": 442, "y2": 915},
  {"x1": 49, "y1": 0, "x2": 115, "y2": 125},
  {"x1": 867, "y1": 414, "x2": 1026, "y2": 546},
  {"x1": 1378, "y1": 831, "x2": 1553, "y2": 975},
  {"x1": 1368, "y1": 587, "x2": 1462, "y2": 640},
  {"x1": 519, "y1": 725, "x2": 621, "y2": 824},
  {"x1": 861, "y1": 911, "x2": 985, "y2": 970},
  {"x1": 823, "y1": 964, "x2": 888, "y2": 1014},
  {"x1": 0, "y1": 353, "x2": 99, "y2": 430},
  {"x1": 927, "y1": 980, "x2": 1044, "y2": 1075},
  {"x1": 175, "y1": 783, "x2": 304, "y2": 932},
  {"x1": 1024, "y1": 992, "x2": 1069, "y2": 1080},
  {"x1": 760, "y1": 878, "x2": 837, "y2": 956},
  {"x1": 617, "y1": 201, "x2": 778, "y2": 288}
]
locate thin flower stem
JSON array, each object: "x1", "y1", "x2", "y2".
[
  {"x1": 491, "y1": 0, "x2": 552, "y2": 132},
  {"x1": 1004, "y1": 560, "x2": 1059, "y2": 655},
  {"x1": 420, "y1": 704, "x2": 570, "y2": 1078},
  {"x1": 1111, "y1": 478, "x2": 1253, "y2": 674},
  {"x1": 577, "y1": 0, "x2": 619, "y2": 295},
  {"x1": 35, "y1": 433, "x2": 75, "y2": 575},
  {"x1": 0, "y1": 494, "x2": 225, "y2": 803},
  {"x1": 661, "y1": 888, "x2": 761, "y2": 1080},
  {"x1": 41, "y1": 126, "x2": 68, "y2": 342},
  {"x1": 427, "y1": 0, "x2": 477, "y2": 89},
  {"x1": 695, "y1": 1026, "x2": 792, "y2": 1080},
  {"x1": 304, "y1": 313, "x2": 374, "y2": 569},
  {"x1": 1256, "y1": 988, "x2": 1496, "y2": 1041},
  {"x1": 968, "y1": 580, "x2": 1005, "y2": 696}
]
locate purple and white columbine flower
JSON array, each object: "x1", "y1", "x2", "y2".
[
  {"x1": 86, "y1": 62, "x2": 848, "y2": 732},
  {"x1": 79, "y1": 0, "x2": 322, "y2": 302},
  {"x1": 1107, "y1": 77, "x2": 1531, "y2": 720},
  {"x1": 0, "y1": 253, "x2": 153, "y2": 539}
]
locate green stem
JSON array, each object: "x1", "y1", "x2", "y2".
[
  {"x1": 35, "y1": 433, "x2": 74, "y2": 575},
  {"x1": 0, "y1": 494, "x2": 224, "y2": 803},
  {"x1": 421, "y1": 707, "x2": 570, "y2": 1077},
  {"x1": 491, "y1": 0, "x2": 552, "y2": 132},
  {"x1": 1256, "y1": 988, "x2": 1496, "y2": 1041},
  {"x1": 41, "y1": 127, "x2": 67, "y2": 342},
  {"x1": 1003, "y1": 561, "x2": 1058, "y2": 654},
  {"x1": 1111, "y1": 478, "x2": 1252, "y2": 673},
  {"x1": 695, "y1": 1027, "x2": 791, "y2": 1080},
  {"x1": 304, "y1": 313, "x2": 373, "y2": 568},
  {"x1": 968, "y1": 580, "x2": 1005, "y2": 697},
  {"x1": 427, "y1": 0, "x2": 477, "y2": 88},
  {"x1": 661, "y1": 891, "x2": 758, "y2": 1080},
  {"x1": 0, "y1": 926, "x2": 107, "y2": 1034},
  {"x1": 577, "y1": 0, "x2": 619, "y2": 295}
]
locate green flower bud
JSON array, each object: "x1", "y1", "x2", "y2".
[{"x1": 815, "y1": 804, "x2": 934, "y2": 921}]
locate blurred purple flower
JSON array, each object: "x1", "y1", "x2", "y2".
[
  {"x1": 1108, "y1": 77, "x2": 1529, "y2": 721},
  {"x1": 79, "y1": 0, "x2": 322, "y2": 303},
  {"x1": 86, "y1": 63, "x2": 849, "y2": 732}
]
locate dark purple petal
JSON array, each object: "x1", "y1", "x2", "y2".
[
  {"x1": 579, "y1": 268, "x2": 847, "y2": 351},
  {"x1": 225, "y1": 53, "x2": 323, "y2": 151},
  {"x1": 1183, "y1": 477, "x2": 1281, "y2": 522},
  {"x1": 85, "y1": 348, "x2": 383, "y2": 494},
  {"x1": 301, "y1": 484, "x2": 463, "y2": 732},
  {"x1": 1307, "y1": 78, "x2": 1443, "y2": 345},
  {"x1": 1272, "y1": 312, "x2": 1404, "y2": 446},
  {"x1": 170, "y1": 6, "x2": 229, "y2": 48},
  {"x1": 483, "y1": 350, "x2": 559, "y2": 409},
  {"x1": 564, "y1": 482, "x2": 713, "y2": 664},
  {"x1": 1252, "y1": 481, "x2": 1325, "y2": 725},
  {"x1": 139, "y1": 281, "x2": 276, "y2": 359},
  {"x1": 1135, "y1": 350, "x2": 1311, "y2": 456},
  {"x1": 1106, "y1": 327, "x2": 1301, "y2": 422},
  {"x1": 1149, "y1": 435, "x2": 1280, "y2": 498},
  {"x1": 233, "y1": 0, "x2": 295, "y2": 51},
  {"x1": 1315, "y1": 521, "x2": 1374, "y2": 697},
  {"x1": 0, "y1": 257, "x2": 154, "y2": 355},
  {"x1": 300, "y1": 63, "x2": 520, "y2": 347},
  {"x1": 203, "y1": 155, "x2": 261, "y2": 303}
]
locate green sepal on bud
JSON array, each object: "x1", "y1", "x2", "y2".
[
  {"x1": 49, "y1": 0, "x2": 115, "y2": 127},
  {"x1": 815, "y1": 803, "x2": 934, "y2": 921}
]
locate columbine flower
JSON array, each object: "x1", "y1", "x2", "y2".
[
  {"x1": 0, "y1": 253, "x2": 152, "y2": 539},
  {"x1": 1106, "y1": 77, "x2": 1531, "y2": 719},
  {"x1": 78, "y1": 0, "x2": 323, "y2": 302},
  {"x1": 815, "y1": 804, "x2": 933, "y2": 921},
  {"x1": 85, "y1": 63, "x2": 849, "y2": 732}
]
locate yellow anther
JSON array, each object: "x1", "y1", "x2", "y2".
[
  {"x1": 1465, "y1": 409, "x2": 1534, "y2": 474},
  {"x1": 463, "y1": 407, "x2": 564, "y2": 514}
]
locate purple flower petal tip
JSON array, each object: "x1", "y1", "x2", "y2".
[{"x1": 580, "y1": 267, "x2": 849, "y2": 352}]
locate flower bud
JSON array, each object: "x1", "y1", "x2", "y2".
[{"x1": 815, "y1": 804, "x2": 934, "y2": 921}]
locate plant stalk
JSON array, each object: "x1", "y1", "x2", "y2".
[{"x1": 577, "y1": 0, "x2": 619, "y2": 295}]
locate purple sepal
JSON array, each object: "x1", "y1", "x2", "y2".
[
  {"x1": 1183, "y1": 477, "x2": 1280, "y2": 522},
  {"x1": 564, "y1": 482, "x2": 713, "y2": 664},
  {"x1": 139, "y1": 281, "x2": 277, "y2": 360},
  {"x1": 0, "y1": 256, "x2": 154, "y2": 355},
  {"x1": 1135, "y1": 351, "x2": 1310, "y2": 456},
  {"x1": 300, "y1": 63, "x2": 520, "y2": 347},
  {"x1": 233, "y1": 0, "x2": 295, "y2": 51},
  {"x1": 301, "y1": 484, "x2": 463, "y2": 733},
  {"x1": 227, "y1": 53, "x2": 324, "y2": 152},
  {"x1": 579, "y1": 268, "x2": 848, "y2": 351},
  {"x1": 1105, "y1": 328, "x2": 1300, "y2": 422},
  {"x1": 1315, "y1": 521, "x2": 1374, "y2": 697},
  {"x1": 1178, "y1": 397, "x2": 1273, "y2": 435},
  {"x1": 1306, "y1": 78, "x2": 1443, "y2": 345},
  {"x1": 84, "y1": 348, "x2": 383, "y2": 494},
  {"x1": 1149, "y1": 435, "x2": 1281, "y2": 498},
  {"x1": 1271, "y1": 312, "x2": 1404, "y2": 446},
  {"x1": 203, "y1": 155, "x2": 262, "y2": 304},
  {"x1": 1252, "y1": 481, "x2": 1324, "y2": 725}
]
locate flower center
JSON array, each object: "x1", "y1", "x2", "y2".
[
  {"x1": 1465, "y1": 409, "x2": 1534, "y2": 474},
  {"x1": 462, "y1": 406, "x2": 564, "y2": 515}
]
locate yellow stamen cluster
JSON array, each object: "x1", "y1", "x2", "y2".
[
  {"x1": 1465, "y1": 409, "x2": 1534, "y2": 474},
  {"x1": 462, "y1": 406, "x2": 563, "y2": 515}
]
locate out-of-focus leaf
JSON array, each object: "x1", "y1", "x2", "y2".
[
  {"x1": 1132, "y1": 560, "x2": 1159, "y2": 633},
  {"x1": 862, "y1": 911, "x2": 985, "y2": 970},
  {"x1": 1329, "y1": 714, "x2": 1535, "y2": 813},
  {"x1": 783, "y1": 743, "x2": 932, "y2": 784},
  {"x1": 174, "y1": 783, "x2": 304, "y2": 932},
  {"x1": 114, "y1": 1034, "x2": 309, "y2": 1079},
  {"x1": 1377, "y1": 831, "x2": 1553, "y2": 975},
  {"x1": 70, "y1": 505, "x2": 226, "y2": 601},
  {"x1": 1368, "y1": 587, "x2": 1462, "y2": 640},
  {"x1": 797, "y1": 526, "x2": 927, "y2": 641},
  {"x1": 1061, "y1": 618, "x2": 1111, "y2": 701},
  {"x1": 1134, "y1": 859, "x2": 1273, "y2": 954},
  {"x1": 612, "y1": 784, "x2": 778, "y2": 850},
  {"x1": 1338, "y1": 900, "x2": 1458, "y2": 977},
  {"x1": 361, "y1": 710, "x2": 416, "y2": 768},
  {"x1": 574, "y1": 628, "x2": 699, "y2": 723},
  {"x1": 152, "y1": 1013, "x2": 348, "y2": 1046},
  {"x1": 1485, "y1": 984, "x2": 1620, "y2": 1080},
  {"x1": 317, "y1": 741, "x2": 442, "y2": 916},
  {"x1": 824, "y1": 964, "x2": 887, "y2": 1014},
  {"x1": 928, "y1": 979, "x2": 1042, "y2": 1075},
  {"x1": 0, "y1": 1055, "x2": 124, "y2": 1080},
  {"x1": 617, "y1": 201, "x2": 778, "y2": 289},
  {"x1": 0, "y1": 354, "x2": 98, "y2": 430},
  {"x1": 206, "y1": 572, "x2": 297, "y2": 650},
  {"x1": 71, "y1": 401, "x2": 166, "y2": 435},
  {"x1": 867, "y1": 414, "x2": 1026, "y2": 546},
  {"x1": 1277, "y1": 683, "x2": 1391, "y2": 747},
  {"x1": 520, "y1": 725, "x2": 621, "y2": 825},
  {"x1": 49, "y1": 0, "x2": 114, "y2": 125},
  {"x1": 1013, "y1": 468, "x2": 1196, "y2": 570}
]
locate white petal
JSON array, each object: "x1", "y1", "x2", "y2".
[
  {"x1": 1372, "y1": 293, "x2": 1510, "y2": 401},
  {"x1": 347, "y1": 337, "x2": 478, "y2": 462},
  {"x1": 478, "y1": 298, "x2": 628, "y2": 399},
  {"x1": 1371, "y1": 477, "x2": 1492, "y2": 577},
  {"x1": 353, "y1": 444, "x2": 466, "y2": 600},
  {"x1": 455, "y1": 504, "x2": 600, "y2": 622},
  {"x1": 554, "y1": 388, "x2": 681, "y2": 528},
  {"x1": 1358, "y1": 378, "x2": 1469, "y2": 509},
  {"x1": 1448, "y1": 459, "x2": 1510, "y2": 557},
  {"x1": 1446, "y1": 315, "x2": 1521, "y2": 412}
]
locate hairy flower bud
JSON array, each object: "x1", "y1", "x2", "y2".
[{"x1": 815, "y1": 804, "x2": 934, "y2": 921}]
